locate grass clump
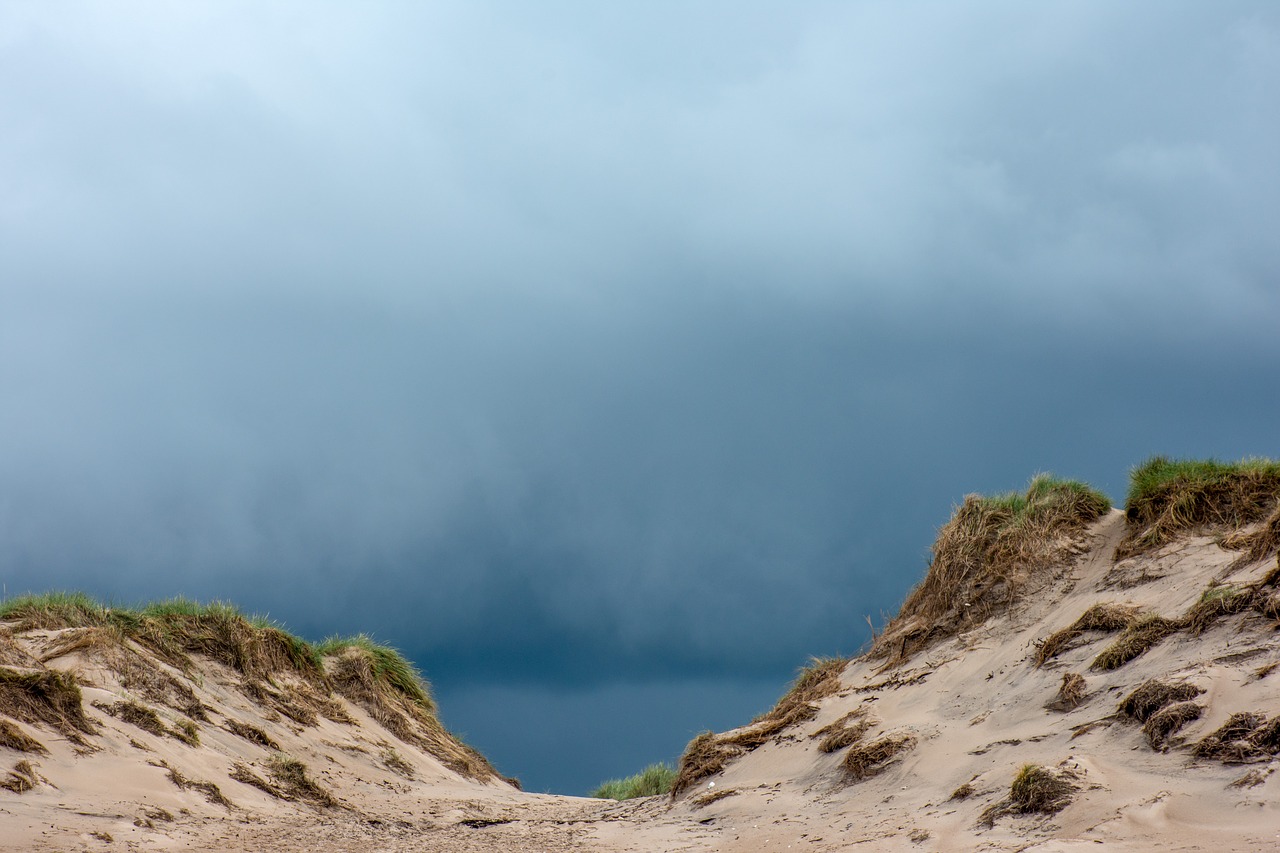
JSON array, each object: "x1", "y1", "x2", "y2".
[
  {"x1": 842, "y1": 733, "x2": 916, "y2": 782},
  {"x1": 1045, "y1": 672, "x2": 1087, "y2": 712},
  {"x1": 224, "y1": 719, "x2": 279, "y2": 751},
  {"x1": 1117, "y1": 457, "x2": 1280, "y2": 560},
  {"x1": 0, "y1": 760, "x2": 38, "y2": 794},
  {"x1": 1090, "y1": 615, "x2": 1182, "y2": 671},
  {"x1": 1143, "y1": 702, "x2": 1203, "y2": 750},
  {"x1": 1186, "y1": 585, "x2": 1257, "y2": 634},
  {"x1": 316, "y1": 634, "x2": 432, "y2": 711},
  {"x1": 1008, "y1": 764, "x2": 1075, "y2": 813},
  {"x1": 1119, "y1": 680, "x2": 1204, "y2": 722},
  {"x1": 0, "y1": 720, "x2": 46, "y2": 754},
  {"x1": 671, "y1": 732, "x2": 745, "y2": 798},
  {"x1": 980, "y1": 764, "x2": 1076, "y2": 826},
  {"x1": 1194, "y1": 712, "x2": 1269, "y2": 762},
  {"x1": 0, "y1": 668, "x2": 96, "y2": 746},
  {"x1": 873, "y1": 475, "x2": 1110, "y2": 663},
  {"x1": 1035, "y1": 603, "x2": 1143, "y2": 667},
  {"x1": 322, "y1": 639, "x2": 497, "y2": 782},
  {"x1": 671, "y1": 657, "x2": 846, "y2": 797},
  {"x1": 590, "y1": 763, "x2": 677, "y2": 800}
]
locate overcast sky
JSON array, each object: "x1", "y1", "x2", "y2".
[{"x1": 2, "y1": 1, "x2": 1279, "y2": 793}]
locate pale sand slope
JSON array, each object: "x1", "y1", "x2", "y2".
[{"x1": 2, "y1": 509, "x2": 1279, "y2": 851}]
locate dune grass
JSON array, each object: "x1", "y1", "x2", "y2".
[
  {"x1": 0, "y1": 590, "x2": 500, "y2": 782},
  {"x1": 873, "y1": 474, "x2": 1110, "y2": 662},
  {"x1": 315, "y1": 634, "x2": 433, "y2": 710},
  {"x1": 590, "y1": 762, "x2": 677, "y2": 800},
  {"x1": 1117, "y1": 456, "x2": 1280, "y2": 560}
]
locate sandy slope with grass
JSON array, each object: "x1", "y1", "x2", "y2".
[{"x1": 3, "y1": 463, "x2": 1280, "y2": 851}]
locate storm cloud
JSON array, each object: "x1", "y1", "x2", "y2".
[{"x1": 3, "y1": 1, "x2": 1279, "y2": 791}]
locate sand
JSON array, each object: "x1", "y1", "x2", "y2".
[{"x1": 2, "y1": 510, "x2": 1279, "y2": 851}]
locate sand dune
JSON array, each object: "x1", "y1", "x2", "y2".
[{"x1": 3, "y1": 479, "x2": 1280, "y2": 850}]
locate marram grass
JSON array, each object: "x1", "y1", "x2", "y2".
[{"x1": 590, "y1": 762, "x2": 677, "y2": 800}]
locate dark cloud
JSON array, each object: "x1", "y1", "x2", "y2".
[{"x1": 3, "y1": 1, "x2": 1279, "y2": 792}]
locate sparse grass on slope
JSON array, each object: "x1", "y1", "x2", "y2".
[
  {"x1": 590, "y1": 763, "x2": 677, "y2": 800},
  {"x1": 0, "y1": 592, "x2": 502, "y2": 783},
  {"x1": 1117, "y1": 456, "x2": 1280, "y2": 560},
  {"x1": 873, "y1": 475, "x2": 1110, "y2": 663},
  {"x1": 671, "y1": 656, "x2": 847, "y2": 797}
]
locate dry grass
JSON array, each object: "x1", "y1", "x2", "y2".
[
  {"x1": 672, "y1": 732, "x2": 745, "y2": 797},
  {"x1": 1091, "y1": 615, "x2": 1182, "y2": 671},
  {"x1": 1248, "y1": 718, "x2": 1280, "y2": 752},
  {"x1": 981, "y1": 764, "x2": 1076, "y2": 826},
  {"x1": 4, "y1": 593, "x2": 501, "y2": 785},
  {"x1": 842, "y1": 733, "x2": 916, "y2": 782},
  {"x1": 1186, "y1": 585, "x2": 1258, "y2": 634},
  {"x1": 1119, "y1": 680, "x2": 1205, "y2": 722},
  {"x1": 0, "y1": 719, "x2": 47, "y2": 754},
  {"x1": 818, "y1": 718, "x2": 873, "y2": 753},
  {"x1": 152, "y1": 760, "x2": 232, "y2": 809},
  {"x1": 691, "y1": 787, "x2": 740, "y2": 807},
  {"x1": 1220, "y1": 500, "x2": 1280, "y2": 569},
  {"x1": 1143, "y1": 702, "x2": 1203, "y2": 750},
  {"x1": 1116, "y1": 457, "x2": 1280, "y2": 560},
  {"x1": 381, "y1": 747, "x2": 416, "y2": 779},
  {"x1": 1035, "y1": 603, "x2": 1143, "y2": 666},
  {"x1": 949, "y1": 782, "x2": 975, "y2": 800},
  {"x1": 873, "y1": 475, "x2": 1109, "y2": 663},
  {"x1": 225, "y1": 719, "x2": 280, "y2": 751},
  {"x1": 671, "y1": 657, "x2": 847, "y2": 796},
  {"x1": 266, "y1": 752, "x2": 337, "y2": 808},
  {"x1": 0, "y1": 667, "x2": 96, "y2": 746},
  {"x1": 1046, "y1": 672, "x2": 1087, "y2": 712},
  {"x1": 0, "y1": 760, "x2": 38, "y2": 794},
  {"x1": 1194, "y1": 712, "x2": 1267, "y2": 762},
  {"x1": 324, "y1": 645, "x2": 496, "y2": 781}
]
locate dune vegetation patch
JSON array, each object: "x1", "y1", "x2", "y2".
[
  {"x1": 1192, "y1": 712, "x2": 1280, "y2": 763},
  {"x1": 1186, "y1": 585, "x2": 1258, "y2": 634},
  {"x1": 0, "y1": 593, "x2": 502, "y2": 783},
  {"x1": 1045, "y1": 672, "x2": 1087, "y2": 712},
  {"x1": 1116, "y1": 457, "x2": 1280, "y2": 561},
  {"x1": 980, "y1": 764, "x2": 1077, "y2": 827},
  {"x1": 672, "y1": 657, "x2": 847, "y2": 797},
  {"x1": 1090, "y1": 615, "x2": 1183, "y2": 671},
  {"x1": 0, "y1": 667, "x2": 96, "y2": 746},
  {"x1": 590, "y1": 763, "x2": 678, "y2": 800},
  {"x1": 1142, "y1": 702, "x2": 1203, "y2": 750},
  {"x1": 1119, "y1": 680, "x2": 1204, "y2": 723},
  {"x1": 0, "y1": 760, "x2": 39, "y2": 794},
  {"x1": 841, "y1": 733, "x2": 916, "y2": 782},
  {"x1": 0, "y1": 719, "x2": 47, "y2": 754},
  {"x1": 1035, "y1": 603, "x2": 1143, "y2": 667},
  {"x1": 873, "y1": 475, "x2": 1110, "y2": 664}
]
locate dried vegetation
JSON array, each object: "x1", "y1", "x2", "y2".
[
  {"x1": 842, "y1": 733, "x2": 916, "y2": 782},
  {"x1": 874, "y1": 476, "x2": 1109, "y2": 664},
  {"x1": 1116, "y1": 457, "x2": 1280, "y2": 561},
  {"x1": 980, "y1": 764, "x2": 1076, "y2": 826},
  {"x1": 1036, "y1": 603, "x2": 1143, "y2": 667},
  {"x1": 0, "y1": 594, "x2": 501, "y2": 783},
  {"x1": 671, "y1": 657, "x2": 846, "y2": 797}
]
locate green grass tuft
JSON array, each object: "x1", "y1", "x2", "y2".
[
  {"x1": 590, "y1": 762, "x2": 677, "y2": 800},
  {"x1": 1118, "y1": 456, "x2": 1280, "y2": 559},
  {"x1": 315, "y1": 634, "x2": 432, "y2": 710}
]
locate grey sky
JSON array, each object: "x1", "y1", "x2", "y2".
[{"x1": 3, "y1": 2, "x2": 1279, "y2": 792}]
